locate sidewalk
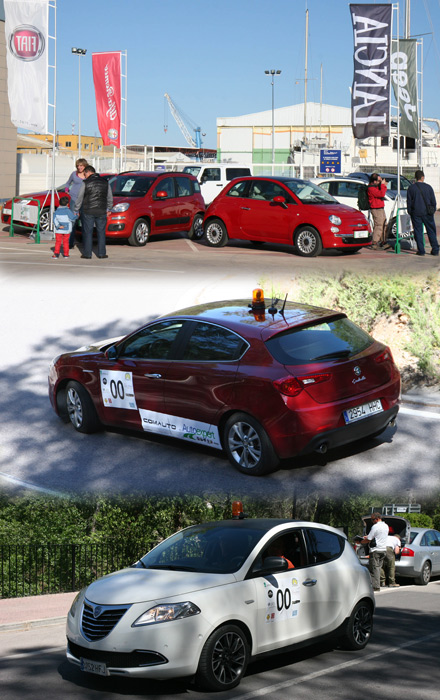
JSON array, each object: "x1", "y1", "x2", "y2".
[{"x1": 0, "y1": 591, "x2": 77, "y2": 632}]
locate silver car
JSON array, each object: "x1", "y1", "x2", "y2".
[{"x1": 396, "y1": 527, "x2": 440, "y2": 585}]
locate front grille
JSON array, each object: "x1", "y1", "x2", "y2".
[
  {"x1": 81, "y1": 599, "x2": 131, "y2": 641},
  {"x1": 68, "y1": 640, "x2": 168, "y2": 668},
  {"x1": 341, "y1": 236, "x2": 372, "y2": 244}
]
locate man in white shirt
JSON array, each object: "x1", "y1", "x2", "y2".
[{"x1": 361, "y1": 513, "x2": 389, "y2": 591}]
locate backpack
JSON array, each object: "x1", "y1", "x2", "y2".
[{"x1": 357, "y1": 184, "x2": 370, "y2": 211}]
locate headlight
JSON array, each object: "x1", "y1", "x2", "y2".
[
  {"x1": 329, "y1": 215, "x2": 341, "y2": 225},
  {"x1": 132, "y1": 601, "x2": 201, "y2": 627},
  {"x1": 111, "y1": 202, "x2": 130, "y2": 212},
  {"x1": 69, "y1": 589, "x2": 86, "y2": 617}
]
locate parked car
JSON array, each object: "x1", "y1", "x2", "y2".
[
  {"x1": 48, "y1": 289, "x2": 400, "y2": 476},
  {"x1": 347, "y1": 172, "x2": 412, "y2": 200},
  {"x1": 1, "y1": 185, "x2": 71, "y2": 231},
  {"x1": 65, "y1": 509, "x2": 375, "y2": 690},
  {"x1": 396, "y1": 527, "x2": 440, "y2": 585},
  {"x1": 354, "y1": 514, "x2": 411, "y2": 565},
  {"x1": 183, "y1": 163, "x2": 252, "y2": 206},
  {"x1": 203, "y1": 176, "x2": 372, "y2": 257},
  {"x1": 311, "y1": 177, "x2": 412, "y2": 239},
  {"x1": 107, "y1": 171, "x2": 205, "y2": 246}
]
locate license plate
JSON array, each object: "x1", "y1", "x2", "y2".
[
  {"x1": 353, "y1": 230, "x2": 369, "y2": 238},
  {"x1": 343, "y1": 399, "x2": 383, "y2": 424},
  {"x1": 2, "y1": 208, "x2": 11, "y2": 215},
  {"x1": 80, "y1": 657, "x2": 108, "y2": 676}
]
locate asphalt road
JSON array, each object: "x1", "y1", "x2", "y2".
[{"x1": 1, "y1": 583, "x2": 439, "y2": 700}]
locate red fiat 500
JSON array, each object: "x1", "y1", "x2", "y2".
[
  {"x1": 203, "y1": 176, "x2": 372, "y2": 256},
  {"x1": 48, "y1": 291, "x2": 400, "y2": 476}
]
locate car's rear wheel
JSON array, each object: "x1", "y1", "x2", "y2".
[
  {"x1": 339, "y1": 600, "x2": 373, "y2": 650},
  {"x1": 205, "y1": 218, "x2": 229, "y2": 247},
  {"x1": 415, "y1": 561, "x2": 431, "y2": 585},
  {"x1": 223, "y1": 412, "x2": 279, "y2": 476},
  {"x1": 65, "y1": 381, "x2": 101, "y2": 433},
  {"x1": 128, "y1": 218, "x2": 149, "y2": 246},
  {"x1": 39, "y1": 207, "x2": 50, "y2": 231},
  {"x1": 294, "y1": 226, "x2": 323, "y2": 257},
  {"x1": 187, "y1": 212, "x2": 204, "y2": 240},
  {"x1": 196, "y1": 624, "x2": 249, "y2": 691}
]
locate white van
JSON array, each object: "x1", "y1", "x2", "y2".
[{"x1": 183, "y1": 163, "x2": 252, "y2": 204}]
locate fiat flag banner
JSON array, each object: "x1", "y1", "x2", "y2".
[
  {"x1": 4, "y1": 0, "x2": 49, "y2": 132},
  {"x1": 92, "y1": 51, "x2": 121, "y2": 147},
  {"x1": 391, "y1": 39, "x2": 419, "y2": 140},
  {"x1": 350, "y1": 3, "x2": 392, "y2": 139}
]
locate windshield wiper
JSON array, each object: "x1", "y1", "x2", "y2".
[
  {"x1": 313, "y1": 349, "x2": 352, "y2": 360},
  {"x1": 145, "y1": 564, "x2": 198, "y2": 571}
]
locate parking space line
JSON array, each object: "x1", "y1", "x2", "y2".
[
  {"x1": 184, "y1": 238, "x2": 200, "y2": 253},
  {"x1": 0, "y1": 472, "x2": 66, "y2": 497},
  {"x1": 236, "y1": 631, "x2": 440, "y2": 699},
  {"x1": 0, "y1": 260, "x2": 186, "y2": 273},
  {"x1": 399, "y1": 406, "x2": 440, "y2": 420}
]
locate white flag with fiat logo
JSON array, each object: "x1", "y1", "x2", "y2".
[{"x1": 4, "y1": 0, "x2": 49, "y2": 132}]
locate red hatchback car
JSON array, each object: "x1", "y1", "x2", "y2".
[
  {"x1": 106, "y1": 171, "x2": 205, "y2": 246},
  {"x1": 1, "y1": 185, "x2": 70, "y2": 232},
  {"x1": 48, "y1": 291, "x2": 400, "y2": 476},
  {"x1": 203, "y1": 176, "x2": 372, "y2": 256}
]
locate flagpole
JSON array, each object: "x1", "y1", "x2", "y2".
[{"x1": 49, "y1": 0, "x2": 57, "y2": 233}]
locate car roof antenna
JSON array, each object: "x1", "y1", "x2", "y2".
[{"x1": 280, "y1": 293, "x2": 288, "y2": 317}]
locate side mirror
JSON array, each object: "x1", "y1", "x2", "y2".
[
  {"x1": 252, "y1": 556, "x2": 288, "y2": 575},
  {"x1": 155, "y1": 190, "x2": 168, "y2": 199},
  {"x1": 105, "y1": 346, "x2": 118, "y2": 361},
  {"x1": 272, "y1": 196, "x2": 288, "y2": 209}
]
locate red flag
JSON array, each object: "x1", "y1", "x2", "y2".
[{"x1": 92, "y1": 51, "x2": 121, "y2": 147}]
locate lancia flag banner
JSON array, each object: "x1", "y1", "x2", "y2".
[
  {"x1": 92, "y1": 51, "x2": 121, "y2": 148},
  {"x1": 350, "y1": 3, "x2": 392, "y2": 139},
  {"x1": 4, "y1": 0, "x2": 49, "y2": 132},
  {"x1": 391, "y1": 39, "x2": 419, "y2": 140}
]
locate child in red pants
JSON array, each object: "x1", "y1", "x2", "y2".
[{"x1": 53, "y1": 196, "x2": 77, "y2": 258}]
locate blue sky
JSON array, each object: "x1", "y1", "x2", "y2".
[{"x1": 50, "y1": 0, "x2": 440, "y2": 148}]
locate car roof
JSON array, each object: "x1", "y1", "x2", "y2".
[
  {"x1": 161, "y1": 299, "x2": 344, "y2": 340},
  {"x1": 182, "y1": 518, "x2": 346, "y2": 536},
  {"x1": 115, "y1": 171, "x2": 195, "y2": 179}
]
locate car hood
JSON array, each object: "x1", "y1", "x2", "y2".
[
  {"x1": 73, "y1": 336, "x2": 124, "y2": 354},
  {"x1": 85, "y1": 567, "x2": 236, "y2": 605},
  {"x1": 309, "y1": 202, "x2": 368, "y2": 221}
]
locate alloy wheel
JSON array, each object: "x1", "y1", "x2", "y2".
[{"x1": 228, "y1": 421, "x2": 262, "y2": 470}]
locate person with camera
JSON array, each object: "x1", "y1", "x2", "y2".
[
  {"x1": 407, "y1": 170, "x2": 439, "y2": 256},
  {"x1": 367, "y1": 173, "x2": 391, "y2": 250}
]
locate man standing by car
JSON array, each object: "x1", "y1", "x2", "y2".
[
  {"x1": 361, "y1": 512, "x2": 389, "y2": 591},
  {"x1": 367, "y1": 173, "x2": 390, "y2": 250},
  {"x1": 75, "y1": 166, "x2": 113, "y2": 259},
  {"x1": 381, "y1": 532, "x2": 401, "y2": 588},
  {"x1": 406, "y1": 170, "x2": 439, "y2": 257}
]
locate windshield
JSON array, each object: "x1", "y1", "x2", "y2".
[
  {"x1": 183, "y1": 166, "x2": 202, "y2": 177},
  {"x1": 284, "y1": 180, "x2": 337, "y2": 204},
  {"x1": 111, "y1": 175, "x2": 156, "y2": 197},
  {"x1": 138, "y1": 523, "x2": 266, "y2": 574}
]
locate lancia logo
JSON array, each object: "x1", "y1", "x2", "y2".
[
  {"x1": 9, "y1": 26, "x2": 45, "y2": 61},
  {"x1": 93, "y1": 605, "x2": 103, "y2": 619},
  {"x1": 354, "y1": 366, "x2": 362, "y2": 376}
]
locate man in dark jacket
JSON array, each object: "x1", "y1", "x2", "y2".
[
  {"x1": 74, "y1": 166, "x2": 113, "y2": 259},
  {"x1": 406, "y1": 170, "x2": 439, "y2": 256}
]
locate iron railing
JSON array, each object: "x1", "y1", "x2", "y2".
[{"x1": 0, "y1": 541, "x2": 154, "y2": 599}]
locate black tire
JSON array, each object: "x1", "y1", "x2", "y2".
[
  {"x1": 223, "y1": 412, "x2": 280, "y2": 476},
  {"x1": 339, "y1": 600, "x2": 373, "y2": 651},
  {"x1": 415, "y1": 561, "x2": 431, "y2": 586},
  {"x1": 187, "y1": 212, "x2": 204, "y2": 240},
  {"x1": 205, "y1": 218, "x2": 229, "y2": 247},
  {"x1": 294, "y1": 226, "x2": 323, "y2": 257},
  {"x1": 196, "y1": 624, "x2": 249, "y2": 692},
  {"x1": 128, "y1": 218, "x2": 149, "y2": 246},
  {"x1": 39, "y1": 208, "x2": 50, "y2": 231},
  {"x1": 65, "y1": 381, "x2": 101, "y2": 434}
]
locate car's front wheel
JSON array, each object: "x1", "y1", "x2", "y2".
[
  {"x1": 187, "y1": 212, "x2": 204, "y2": 240},
  {"x1": 196, "y1": 624, "x2": 249, "y2": 691},
  {"x1": 415, "y1": 561, "x2": 431, "y2": 585},
  {"x1": 205, "y1": 218, "x2": 229, "y2": 247},
  {"x1": 65, "y1": 381, "x2": 101, "y2": 433},
  {"x1": 39, "y1": 207, "x2": 50, "y2": 231},
  {"x1": 339, "y1": 600, "x2": 373, "y2": 650},
  {"x1": 128, "y1": 218, "x2": 149, "y2": 246},
  {"x1": 294, "y1": 226, "x2": 323, "y2": 257},
  {"x1": 223, "y1": 412, "x2": 279, "y2": 476}
]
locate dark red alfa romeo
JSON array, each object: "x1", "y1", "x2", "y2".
[{"x1": 48, "y1": 290, "x2": 400, "y2": 475}]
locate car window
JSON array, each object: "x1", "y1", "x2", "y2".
[
  {"x1": 201, "y1": 168, "x2": 221, "y2": 182},
  {"x1": 284, "y1": 180, "x2": 336, "y2": 204},
  {"x1": 317, "y1": 181, "x2": 331, "y2": 193},
  {"x1": 304, "y1": 527, "x2": 344, "y2": 564},
  {"x1": 175, "y1": 177, "x2": 193, "y2": 197},
  {"x1": 409, "y1": 531, "x2": 419, "y2": 544},
  {"x1": 182, "y1": 166, "x2": 201, "y2": 176},
  {"x1": 182, "y1": 322, "x2": 248, "y2": 362},
  {"x1": 265, "y1": 317, "x2": 374, "y2": 366},
  {"x1": 421, "y1": 530, "x2": 438, "y2": 547},
  {"x1": 260, "y1": 530, "x2": 307, "y2": 569},
  {"x1": 227, "y1": 180, "x2": 250, "y2": 198},
  {"x1": 116, "y1": 320, "x2": 185, "y2": 359},
  {"x1": 153, "y1": 177, "x2": 175, "y2": 198},
  {"x1": 336, "y1": 181, "x2": 361, "y2": 198},
  {"x1": 112, "y1": 175, "x2": 155, "y2": 197},
  {"x1": 226, "y1": 167, "x2": 252, "y2": 180},
  {"x1": 249, "y1": 180, "x2": 288, "y2": 202}
]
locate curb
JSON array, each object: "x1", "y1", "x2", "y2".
[{"x1": 0, "y1": 615, "x2": 67, "y2": 633}]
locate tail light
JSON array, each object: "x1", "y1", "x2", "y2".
[
  {"x1": 400, "y1": 547, "x2": 415, "y2": 557},
  {"x1": 274, "y1": 373, "x2": 331, "y2": 397},
  {"x1": 375, "y1": 347, "x2": 393, "y2": 364}
]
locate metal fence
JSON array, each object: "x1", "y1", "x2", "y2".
[{"x1": 0, "y1": 541, "x2": 154, "y2": 599}]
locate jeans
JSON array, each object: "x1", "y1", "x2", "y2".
[
  {"x1": 81, "y1": 213, "x2": 107, "y2": 257},
  {"x1": 380, "y1": 547, "x2": 396, "y2": 585},
  {"x1": 69, "y1": 199, "x2": 78, "y2": 248},
  {"x1": 410, "y1": 214, "x2": 439, "y2": 254}
]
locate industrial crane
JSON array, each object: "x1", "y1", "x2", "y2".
[{"x1": 164, "y1": 93, "x2": 204, "y2": 149}]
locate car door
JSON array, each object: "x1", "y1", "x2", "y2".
[
  {"x1": 239, "y1": 180, "x2": 294, "y2": 242},
  {"x1": 150, "y1": 176, "x2": 181, "y2": 234},
  {"x1": 422, "y1": 530, "x2": 440, "y2": 575},
  {"x1": 200, "y1": 167, "x2": 224, "y2": 204}
]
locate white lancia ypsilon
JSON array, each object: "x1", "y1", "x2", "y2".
[{"x1": 66, "y1": 510, "x2": 375, "y2": 691}]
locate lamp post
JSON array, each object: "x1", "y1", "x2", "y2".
[
  {"x1": 71, "y1": 47, "x2": 87, "y2": 157},
  {"x1": 264, "y1": 69, "x2": 281, "y2": 165}
]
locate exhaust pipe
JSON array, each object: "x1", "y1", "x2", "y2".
[
  {"x1": 315, "y1": 442, "x2": 328, "y2": 455},
  {"x1": 388, "y1": 417, "x2": 397, "y2": 428}
]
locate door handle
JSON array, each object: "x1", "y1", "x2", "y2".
[
  {"x1": 143, "y1": 373, "x2": 162, "y2": 378},
  {"x1": 241, "y1": 207, "x2": 251, "y2": 210},
  {"x1": 302, "y1": 579, "x2": 317, "y2": 586}
]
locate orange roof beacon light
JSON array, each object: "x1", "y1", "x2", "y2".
[
  {"x1": 251, "y1": 288, "x2": 265, "y2": 310},
  {"x1": 232, "y1": 501, "x2": 245, "y2": 519}
]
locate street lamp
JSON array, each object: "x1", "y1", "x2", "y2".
[
  {"x1": 71, "y1": 47, "x2": 87, "y2": 157},
  {"x1": 264, "y1": 69, "x2": 282, "y2": 164}
]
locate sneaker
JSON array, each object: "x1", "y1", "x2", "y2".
[
  {"x1": 371, "y1": 244, "x2": 382, "y2": 251},
  {"x1": 64, "y1": 255, "x2": 70, "y2": 259},
  {"x1": 416, "y1": 252, "x2": 425, "y2": 256},
  {"x1": 373, "y1": 587, "x2": 381, "y2": 592},
  {"x1": 431, "y1": 250, "x2": 439, "y2": 256},
  {"x1": 388, "y1": 583, "x2": 400, "y2": 587},
  {"x1": 52, "y1": 254, "x2": 59, "y2": 259},
  {"x1": 381, "y1": 242, "x2": 392, "y2": 250}
]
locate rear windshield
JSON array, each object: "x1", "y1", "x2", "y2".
[
  {"x1": 111, "y1": 175, "x2": 156, "y2": 197},
  {"x1": 226, "y1": 168, "x2": 251, "y2": 180},
  {"x1": 265, "y1": 318, "x2": 374, "y2": 366}
]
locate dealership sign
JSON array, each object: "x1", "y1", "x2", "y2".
[{"x1": 9, "y1": 24, "x2": 45, "y2": 60}]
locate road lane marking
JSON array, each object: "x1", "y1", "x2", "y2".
[
  {"x1": 399, "y1": 406, "x2": 440, "y2": 420},
  {"x1": 0, "y1": 472, "x2": 66, "y2": 496},
  {"x1": 184, "y1": 238, "x2": 200, "y2": 252},
  {"x1": 236, "y1": 631, "x2": 440, "y2": 699}
]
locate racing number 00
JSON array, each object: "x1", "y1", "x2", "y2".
[
  {"x1": 276, "y1": 587, "x2": 291, "y2": 612},
  {"x1": 110, "y1": 379, "x2": 125, "y2": 401}
]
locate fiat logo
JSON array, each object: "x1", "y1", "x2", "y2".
[
  {"x1": 9, "y1": 25, "x2": 45, "y2": 61},
  {"x1": 354, "y1": 366, "x2": 362, "y2": 376}
]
